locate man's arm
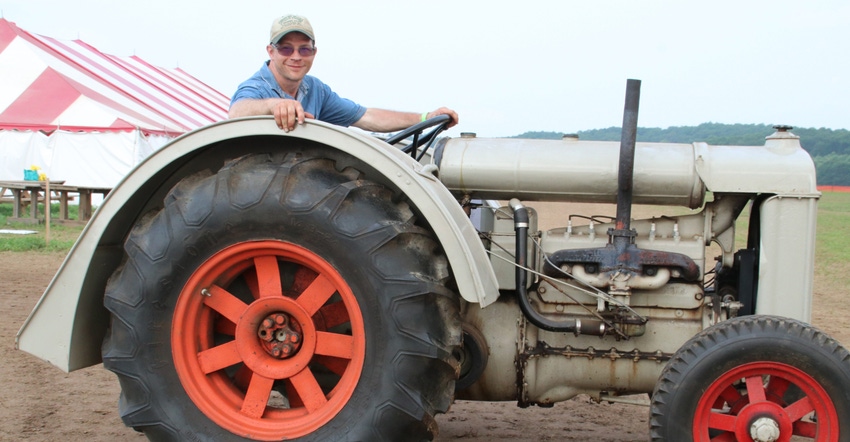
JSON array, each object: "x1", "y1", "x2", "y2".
[
  {"x1": 352, "y1": 107, "x2": 459, "y2": 133},
  {"x1": 228, "y1": 99, "x2": 275, "y2": 118},
  {"x1": 228, "y1": 98, "x2": 314, "y2": 132},
  {"x1": 229, "y1": 97, "x2": 457, "y2": 133}
]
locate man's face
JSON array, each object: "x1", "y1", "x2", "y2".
[{"x1": 267, "y1": 32, "x2": 316, "y2": 87}]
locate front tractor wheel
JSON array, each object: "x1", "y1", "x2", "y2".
[
  {"x1": 650, "y1": 315, "x2": 850, "y2": 442},
  {"x1": 102, "y1": 152, "x2": 461, "y2": 441}
]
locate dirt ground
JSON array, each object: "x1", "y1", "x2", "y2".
[{"x1": 2, "y1": 246, "x2": 848, "y2": 441}]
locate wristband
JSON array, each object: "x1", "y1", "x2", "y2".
[{"x1": 421, "y1": 112, "x2": 428, "y2": 122}]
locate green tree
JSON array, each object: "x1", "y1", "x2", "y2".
[
  {"x1": 511, "y1": 124, "x2": 850, "y2": 185},
  {"x1": 813, "y1": 154, "x2": 850, "y2": 186}
]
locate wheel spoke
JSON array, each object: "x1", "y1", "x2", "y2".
[
  {"x1": 203, "y1": 285, "x2": 249, "y2": 323},
  {"x1": 296, "y1": 274, "x2": 337, "y2": 316},
  {"x1": 745, "y1": 375, "x2": 767, "y2": 402},
  {"x1": 254, "y1": 256, "x2": 283, "y2": 298},
  {"x1": 197, "y1": 341, "x2": 242, "y2": 374},
  {"x1": 290, "y1": 367, "x2": 328, "y2": 413},
  {"x1": 718, "y1": 384, "x2": 742, "y2": 406},
  {"x1": 766, "y1": 376, "x2": 791, "y2": 402},
  {"x1": 315, "y1": 331, "x2": 355, "y2": 359},
  {"x1": 241, "y1": 372, "x2": 275, "y2": 418},
  {"x1": 707, "y1": 410, "x2": 738, "y2": 432},
  {"x1": 785, "y1": 395, "x2": 815, "y2": 421},
  {"x1": 284, "y1": 379, "x2": 304, "y2": 408}
]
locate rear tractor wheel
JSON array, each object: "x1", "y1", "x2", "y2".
[{"x1": 102, "y1": 152, "x2": 461, "y2": 441}]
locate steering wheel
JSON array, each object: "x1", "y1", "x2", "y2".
[{"x1": 385, "y1": 114, "x2": 452, "y2": 160}]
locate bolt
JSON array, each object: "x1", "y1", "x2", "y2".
[
  {"x1": 271, "y1": 347, "x2": 282, "y2": 358},
  {"x1": 750, "y1": 417, "x2": 780, "y2": 442},
  {"x1": 275, "y1": 329, "x2": 288, "y2": 341},
  {"x1": 258, "y1": 328, "x2": 273, "y2": 341},
  {"x1": 274, "y1": 314, "x2": 286, "y2": 325}
]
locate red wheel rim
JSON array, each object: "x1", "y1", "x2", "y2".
[
  {"x1": 172, "y1": 241, "x2": 366, "y2": 440},
  {"x1": 693, "y1": 361, "x2": 839, "y2": 442}
]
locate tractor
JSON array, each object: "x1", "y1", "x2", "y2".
[{"x1": 17, "y1": 80, "x2": 850, "y2": 441}]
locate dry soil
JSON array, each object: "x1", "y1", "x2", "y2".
[{"x1": 2, "y1": 241, "x2": 847, "y2": 441}]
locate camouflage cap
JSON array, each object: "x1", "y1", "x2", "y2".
[{"x1": 270, "y1": 15, "x2": 315, "y2": 44}]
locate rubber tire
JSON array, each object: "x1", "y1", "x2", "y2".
[
  {"x1": 102, "y1": 151, "x2": 461, "y2": 441},
  {"x1": 650, "y1": 315, "x2": 850, "y2": 441}
]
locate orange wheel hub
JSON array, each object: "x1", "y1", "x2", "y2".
[{"x1": 171, "y1": 241, "x2": 366, "y2": 440}]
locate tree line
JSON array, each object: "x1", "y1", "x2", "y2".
[{"x1": 512, "y1": 123, "x2": 850, "y2": 185}]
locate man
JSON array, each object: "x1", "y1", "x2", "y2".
[{"x1": 229, "y1": 14, "x2": 459, "y2": 133}]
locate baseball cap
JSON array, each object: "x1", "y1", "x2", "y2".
[{"x1": 270, "y1": 15, "x2": 315, "y2": 44}]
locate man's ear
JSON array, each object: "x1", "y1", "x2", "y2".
[{"x1": 266, "y1": 45, "x2": 276, "y2": 58}]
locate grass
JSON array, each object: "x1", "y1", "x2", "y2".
[
  {"x1": 814, "y1": 192, "x2": 850, "y2": 262},
  {"x1": 0, "y1": 203, "x2": 86, "y2": 252},
  {"x1": 812, "y1": 192, "x2": 850, "y2": 289}
]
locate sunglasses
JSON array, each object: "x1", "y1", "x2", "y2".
[{"x1": 273, "y1": 45, "x2": 316, "y2": 57}]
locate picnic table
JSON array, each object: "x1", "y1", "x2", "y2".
[{"x1": 0, "y1": 180, "x2": 112, "y2": 224}]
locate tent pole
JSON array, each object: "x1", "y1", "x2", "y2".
[{"x1": 45, "y1": 178, "x2": 50, "y2": 245}]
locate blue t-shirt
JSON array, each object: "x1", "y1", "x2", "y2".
[{"x1": 230, "y1": 62, "x2": 367, "y2": 127}]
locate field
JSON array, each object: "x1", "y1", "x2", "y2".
[{"x1": 1, "y1": 192, "x2": 848, "y2": 440}]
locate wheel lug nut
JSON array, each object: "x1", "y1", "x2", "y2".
[
  {"x1": 258, "y1": 329, "x2": 272, "y2": 341},
  {"x1": 258, "y1": 312, "x2": 302, "y2": 358},
  {"x1": 750, "y1": 417, "x2": 780, "y2": 442}
]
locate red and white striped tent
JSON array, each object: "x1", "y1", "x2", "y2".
[{"x1": 0, "y1": 18, "x2": 229, "y2": 188}]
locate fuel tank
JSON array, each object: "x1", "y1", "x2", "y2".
[
  {"x1": 435, "y1": 136, "x2": 705, "y2": 208},
  {"x1": 433, "y1": 130, "x2": 818, "y2": 208}
]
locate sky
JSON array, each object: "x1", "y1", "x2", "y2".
[{"x1": 3, "y1": 0, "x2": 848, "y2": 138}]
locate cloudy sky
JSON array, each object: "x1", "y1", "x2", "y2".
[{"x1": 3, "y1": 0, "x2": 848, "y2": 137}]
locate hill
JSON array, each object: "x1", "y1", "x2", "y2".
[{"x1": 512, "y1": 123, "x2": 850, "y2": 185}]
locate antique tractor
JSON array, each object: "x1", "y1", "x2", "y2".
[{"x1": 17, "y1": 80, "x2": 850, "y2": 441}]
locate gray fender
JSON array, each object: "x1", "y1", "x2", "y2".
[{"x1": 16, "y1": 117, "x2": 499, "y2": 372}]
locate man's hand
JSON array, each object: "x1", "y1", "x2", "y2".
[
  {"x1": 228, "y1": 98, "x2": 315, "y2": 132},
  {"x1": 272, "y1": 99, "x2": 315, "y2": 132},
  {"x1": 424, "y1": 107, "x2": 459, "y2": 129}
]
